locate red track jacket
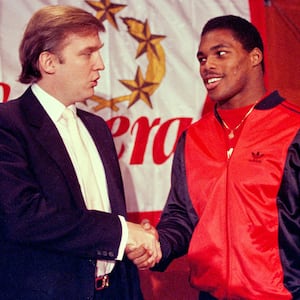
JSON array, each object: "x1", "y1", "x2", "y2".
[{"x1": 155, "y1": 91, "x2": 300, "y2": 300}]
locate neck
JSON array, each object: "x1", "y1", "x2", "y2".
[
  {"x1": 216, "y1": 99, "x2": 258, "y2": 134},
  {"x1": 219, "y1": 93, "x2": 265, "y2": 109},
  {"x1": 37, "y1": 80, "x2": 78, "y2": 106},
  {"x1": 218, "y1": 82, "x2": 266, "y2": 110}
]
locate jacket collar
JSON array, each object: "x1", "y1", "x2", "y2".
[
  {"x1": 214, "y1": 90, "x2": 284, "y2": 123},
  {"x1": 255, "y1": 90, "x2": 284, "y2": 110}
]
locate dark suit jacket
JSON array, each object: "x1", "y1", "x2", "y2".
[{"x1": 0, "y1": 87, "x2": 143, "y2": 300}]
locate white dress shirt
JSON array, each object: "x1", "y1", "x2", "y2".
[{"x1": 31, "y1": 83, "x2": 128, "y2": 276}]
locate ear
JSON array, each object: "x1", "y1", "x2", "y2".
[
  {"x1": 38, "y1": 51, "x2": 57, "y2": 75},
  {"x1": 250, "y1": 47, "x2": 263, "y2": 68}
]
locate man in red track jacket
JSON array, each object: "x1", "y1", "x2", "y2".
[{"x1": 129, "y1": 15, "x2": 300, "y2": 300}]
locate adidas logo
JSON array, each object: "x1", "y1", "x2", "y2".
[{"x1": 249, "y1": 151, "x2": 264, "y2": 163}]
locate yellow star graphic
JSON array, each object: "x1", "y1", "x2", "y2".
[
  {"x1": 119, "y1": 67, "x2": 159, "y2": 108},
  {"x1": 86, "y1": 0, "x2": 126, "y2": 30},
  {"x1": 122, "y1": 18, "x2": 166, "y2": 59}
]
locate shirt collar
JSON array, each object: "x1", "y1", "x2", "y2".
[{"x1": 31, "y1": 83, "x2": 76, "y2": 123}]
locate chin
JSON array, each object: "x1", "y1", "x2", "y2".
[
  {"x1": 81, "y1": 91, "x2": 94, "y2": 101},
  {"x1": 208, "y1": 92, "x2": 226, "y2": 104},
  {"x1": 87, "y1": 88, "x2": 95, "y2": 97}
]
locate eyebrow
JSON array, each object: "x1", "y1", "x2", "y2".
[
  {"x1": 79, "y1": 43, "x2": 104, "y2": 54},
  {"x1": 197, "y1": 43, "x2": 231, "y2": 57}
]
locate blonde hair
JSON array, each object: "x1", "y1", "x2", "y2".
[{"x1": 19, "y1": 5, "x2": 105, "y2": 84}]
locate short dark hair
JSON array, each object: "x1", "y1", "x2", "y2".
[
  {"x1": 201, "y1": 15, "x2": 265, "y2": 72},
  {"x1": 19, "y1": 5, "x2": 105, "y2": 84}
]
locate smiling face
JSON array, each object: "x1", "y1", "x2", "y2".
[
  {"x1": 197, "y1": 29, "x2": 260, "y2": 108},
  {"x1": 39, "y1": 30, "x2": 105, "y2": 106}
]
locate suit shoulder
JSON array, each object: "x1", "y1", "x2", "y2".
[
  {"x1": 0, "y1": 99, "x2": 23, "y2": 127},
  {"x1": 0, "y1": 87, "x2": 31, "y2": 115},
  {"x1": 0, "y1": 98, "x2": 22, "y2": 110}
]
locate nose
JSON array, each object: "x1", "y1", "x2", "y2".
[
  {"x1": 94, "y1": 52, "x2": 105, "y2": 71},
  {"x1": 200, "y1": 55, "x2": 216, "y2": 77},
  {"x1": 204, "y1": 55, "x2": 217, "y2": 70}
]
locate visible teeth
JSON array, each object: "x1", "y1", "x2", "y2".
[{"x1": 207, "y1": 78, "x2": 221, "y2": 84}]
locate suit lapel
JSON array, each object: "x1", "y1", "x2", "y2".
[
  {"x1": 77, "y1": 110, "x2": 126, "y2": 216},
  {"x1": 20, "y1": 88, "x2": 125, "y2": 215},
  {"x1": 20, "y1": 88, "x2": 86, "y2": 209}
]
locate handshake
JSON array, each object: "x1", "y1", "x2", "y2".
[{"x1": 126, "y1": 220, "x2": 161, "y2": 270}]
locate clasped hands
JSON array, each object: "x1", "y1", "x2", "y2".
[{"x1": 126, "y1": 219, "x2": 161, "y2": 270}]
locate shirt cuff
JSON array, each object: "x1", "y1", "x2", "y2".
[{"x1": 116, "y1": 215, "x2": 128, "y2": 260}]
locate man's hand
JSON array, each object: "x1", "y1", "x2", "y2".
[{"x1": 126, "y1": 220, "x2": 161, "y2": 269}]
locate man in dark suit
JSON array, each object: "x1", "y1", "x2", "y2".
[{"x1": 0, "y1": 5, "x2": 160, "y2": 300}]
